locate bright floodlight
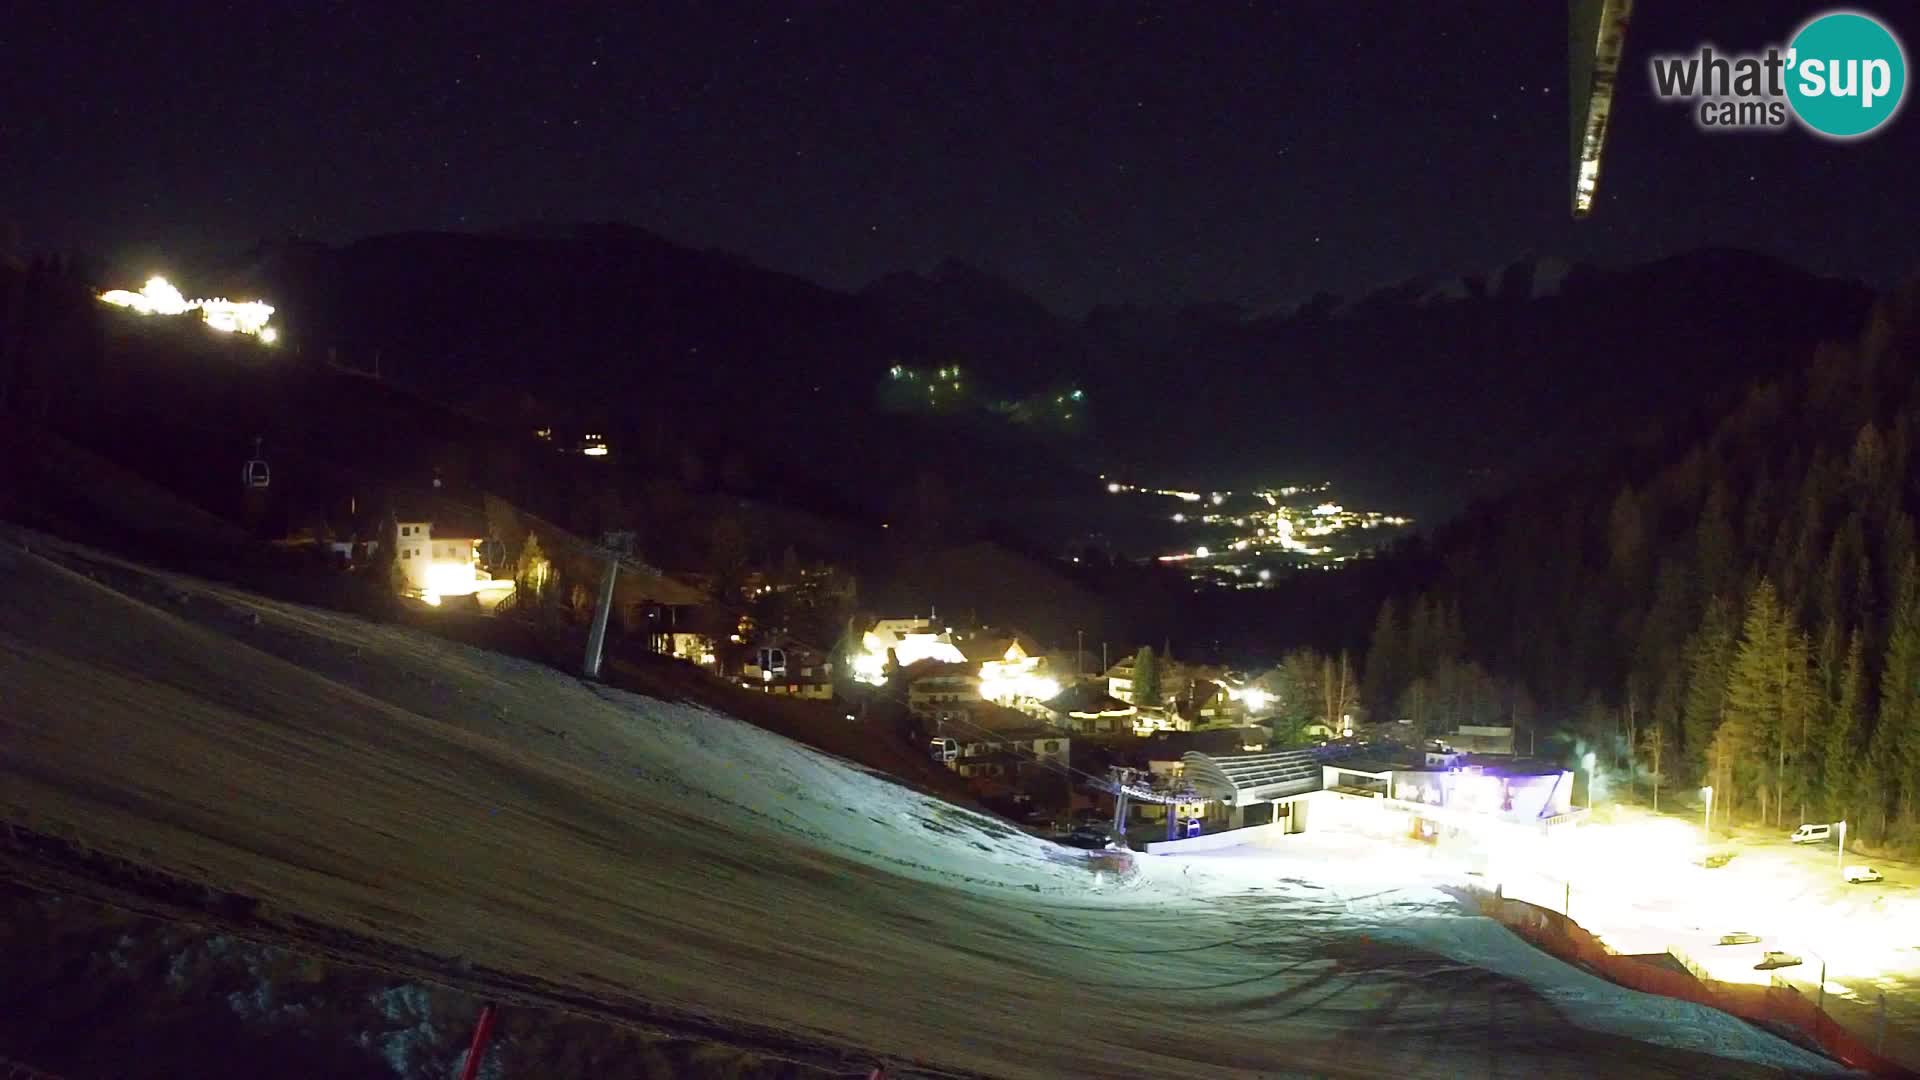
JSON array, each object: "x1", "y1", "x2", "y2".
[
  {"x1": 1582, "y1": 752, "x2": 1597, "y2": 771},
  {"x1": 98, "y1": 274, "x2": 278, "y2": 340}
]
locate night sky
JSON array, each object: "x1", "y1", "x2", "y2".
[{"x1": 4, "y1": 2, "x2": 1915, "y2": 314}]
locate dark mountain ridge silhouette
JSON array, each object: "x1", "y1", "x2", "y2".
[{"x1": 222, "y1": 226, "x2": 1875, "y2": 530}]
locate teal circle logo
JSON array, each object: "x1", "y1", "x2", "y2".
[{"x1": 1786, "y1": 11, "x2": 1907, "y2": 138}]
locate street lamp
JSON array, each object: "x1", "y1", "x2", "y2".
[
  {"x1": 1581, "y1": 752, "x2": 1597, "y2": 809},
  {"x1": 1701, "y1": 785, "x2": 1714, "y2": 838}
]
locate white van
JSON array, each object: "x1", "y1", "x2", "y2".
[{"x1": 1789, "y1": 823, "x2": 1832, "y2": 844}]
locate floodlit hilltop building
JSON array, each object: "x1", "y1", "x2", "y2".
[{"x1": 98, "y1": 276, "x2": 278, "y2": 342}]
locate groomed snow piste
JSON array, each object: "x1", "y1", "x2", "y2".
[{"x1": 0, "y1": 531, "x2": 1847, "y2": 1078}]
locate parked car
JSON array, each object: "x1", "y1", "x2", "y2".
[
  {"x1": 1062, "y1": 824, "x2": 1120, "y2": 850},
  {"x1": 1789, "y1": 823, "x2": 1832, "y2": 844},
  {"x1": 1844, "y1": 865, "x2": 1884, "y2": 884},
  {"x1": 1754, "y1": 951, "x2": 1803, "y2": 971},
  {"x1": 1717, "y1": 932, "x2": 1761, "y2": 946}
]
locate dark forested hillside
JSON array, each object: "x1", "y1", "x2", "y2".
[
  {"x1": 222, "y1": 229, "x2": 1871, "y2": 532},
  {"x1": 1326, "y1": 277, "x2": 1920, "y2": 846}
]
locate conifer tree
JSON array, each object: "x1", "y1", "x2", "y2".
[
  {"x1": 1682, "y1": 598, "x2": 1738, "y2": 785},
  {"x1": 1133, "y1": 646, "x2": 1162, "y2": 708},
  {"x1": 1364, "y1": 599, "x2": 1404, "y2": 714},
  {"x1": 1826, "y1": 630, "x2": 1865, "y2": 824},
  {"x1": 1881, "y1": 557, "x2": 1920, "y2": 828},
  {"x1": 1724, "y1": 580, "x2": 1797, "y2": 824}
]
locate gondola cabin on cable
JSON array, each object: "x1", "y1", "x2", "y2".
[{"x1": 241, "y1": 437, "x2": 271, "y2": 489}]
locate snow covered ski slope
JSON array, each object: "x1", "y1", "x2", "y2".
[{"x1": 0, "y1": 530, "x2": 1846, "y2": 1078}]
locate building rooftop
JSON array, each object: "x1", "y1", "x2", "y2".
[
  {"x1": 959, "y1": 724, "x2": 1066, "y2": 745},
  {"x1": 1337, "y1": 752, "x2": 1569, "y2": 777},
  {"x1": 1141, "y1": 728, "x2": 1266, "y2": 762},
  {"x1": 1459, "y1": 755, "x2": 1568, "y2": 777},
  {"x1": 390, "y1": 492, "x2": 491, "y2": 539},
  {"x1": 1182, "y1": 747, "x2": 1329, "y2": 804},
  {"x1": 1043, "y1": 681, "x2": 1134, "y2": 715},
  {"x1": 1325, "y1": 758, "x2": 1405, "y2": 776},
  {"x1": 954, "y1": 629, "x2": 1043, "y2": 664},
  {"x1": 904, "y1": 660, "x2": 980, "y2": 682}
]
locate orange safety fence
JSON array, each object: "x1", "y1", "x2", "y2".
[{"x1": 1469, "y1": 889, "x2": 1914, "y2": 1078}]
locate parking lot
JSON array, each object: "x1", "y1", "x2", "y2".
[{"x1": 1486, "y1": 803, "x2": 1920, "y2": 1067}]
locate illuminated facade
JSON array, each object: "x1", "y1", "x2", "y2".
[
  {"x1": 393, "y1": 517, "x2": 512, "y2": 608},
  {"x1": 1318, "y1": 753, "x2": 1581, "y2": 851},
  {"x1": 1130, "y1": 706, "x2": 1192, "y2": 737},
  {"x1": 851, "y1": 618, "x2": 967, "y2": 685},
  {"x1": 1103, "y1": 655, "x2": 1196, "y2": 707},
  {"x1": 396, "y1": 519, "x2": 480, "y2": 603},
  {"x1": 968, "y1": 635, "x2": 1059, "y2": 708},
  {"x1": 907, "y1": 663, "x2": 982, "y2": 721},
  {"x1": 1035, "y1": 683, "x2": 1137, "y2": 734},
  {"x1": 664, "y1": 632, "x2": 718, "y2": 667}
]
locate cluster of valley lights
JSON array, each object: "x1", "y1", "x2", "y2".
[
  {"x1": 1104, "y1": 475, "x2": 1412, "y2": 571},
  {"x1": 99, "y1": 276, "x2": 279, "y2": 343}
]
